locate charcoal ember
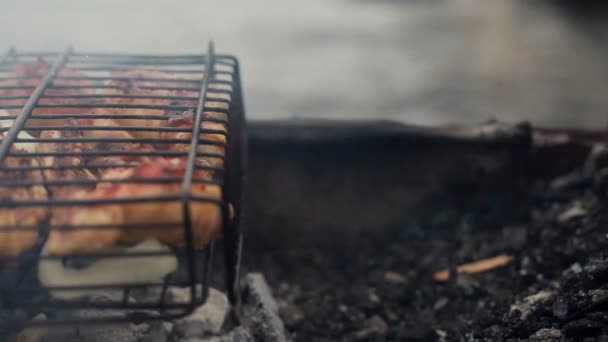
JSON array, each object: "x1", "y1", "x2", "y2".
[
  {"x1": 345, "y1": 286, "x2": 381, "y2": 313},
  {"x1": 550, "y1": 171, "x2": 591, "y2": 191},
  {"x1": 254, "y1": 158, "x2": 608, "y2": 341},
  {"x1": 528, "y1": 328, "x2": 562, "y2": 342},
  {"x1": 241, "y1": 273, "x2": 291, "y2": 342},
  {"x1": 598, "y1": 335, "x2": 608, "y2": 342},
  {"x1": 130, "y1": 286, "x2": 166, "y2": 304},
  {"x1": 278, "y1": 303, "x2": 304, "y2": 329},
  {"x1": 562, "y1": 318, "x2": 603, "y2": 337},
  {"x1": 475, "y1": 309, "x2": 500, "y2": 328},
  {"x1": 552, "y1": 297, "x2": 569, "y2": 320},
  {"x1": 590, "y1": 289, "x2": 608, "y2": 303},
  {"x1": 138, "y1": 321, "x2": 170, "y2": 342},
  {"x1": 583, "y1": 259, "x2": 608, "y2": 283},
  {"x1": 223, "y1": 326, "x2": 255, "y2": 342},
  {"x1": 181, "y1": 327, "x2": 254, "y2": 342},
  {"x1": 593, "y1": 168, "x2": 608, "y2": 195},
  {"x1": 173, "y1": 320, "x2": 208, "y2": 340},
  {"x1": 455, "y1": 274, "x2": 481, "y2": 297},
  {"x1": 585, "y1": 312, "x2": 608, "y2": 321},
  {"x1": 351, "y1": 314, "x2": 388, "y2": 340},
  {"x1": 567, "y1": 262, "x2": 583, "y2": 275},
  {"x1": 482, "y1": 324, "x2": 505, "y2": 341},
  {"x1": 21, "y1": 322, "x2": 148, "y2": 342},
  {"x1": 393, "y1": 320, "x2": 435, "y2": 341},
  {"x1": 502, "y1": 225, "x2": 528, "y2": 250},
  {"x1": 171, "y1": 288, "x2": 230, "y2": 338}
]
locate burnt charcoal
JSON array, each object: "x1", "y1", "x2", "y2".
[
  {"x1": 278, "y1": 303, "x2": 304, "y2": 329},
  {"x1": 248, "y1": 171, "x2": 608, "y2": 341},
  {"x1": 502, "y1": 225, "x2": 528, "y2": 250},
  {"x1": 364, "y1": 315, "x2": 388, "y2": 336},
  {"x1": 590, "y1": 290, "x2": 608, "y2": 304},
  {"x1": 241, "y1": 273, "x2": 291, "y2": 342},
  {"x1": 562, "y1": 318, "x2": 603, "y2": 337},
  {"x1": 222, "y1": 327, "x2": 255, "y2": 342},
  {"x1": 173, "y1": 320, "x2": 208, "y2": 340},
  {"x1": 393, "y1": 321, "x2": 435, "y2": 341},
  {"x1": 585, "y1": 311, "x2": 608, "y2": 321},
  {"x1": 552, "y1": 297, "x2": 569, "y2": 320},
  {"x1": 593, "y1": 168, "x2": 608, "y2": 195},
  {"x1": 345, "y1": 286, "x2": 381, "y2": 313},
  {"x1": 528, "y1": 328, "x2": 562, "y2": 341},
  {"x1": 597, "y1": 335, "x2": 608, "y2": 342},
  {"x1": 138, "y1": 322, "x2": 170, "y2": 342},
  {"x1": 170, "y1": 288, "x2": 229, "y2": 337}
]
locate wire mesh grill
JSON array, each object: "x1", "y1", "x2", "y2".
[{"x1": 0, "y1": 43, "x2": 246, "y2": 328}]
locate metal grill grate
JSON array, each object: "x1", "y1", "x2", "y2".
[{"x1": 0, "y1": 42, "x2": 246, "y2": 328}]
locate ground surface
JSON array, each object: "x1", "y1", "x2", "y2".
[{"x1": 246, "y1": 171, "x2": 608, "y2": 341}]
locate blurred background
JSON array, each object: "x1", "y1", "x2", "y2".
[{"x1": 0, "y1": 0, "x2": 607, "y2": 129}]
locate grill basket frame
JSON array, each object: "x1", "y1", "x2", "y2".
[{"x1": 0, "y1": 42, "x2": 246, "y2": 328}]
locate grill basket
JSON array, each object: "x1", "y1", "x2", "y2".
[{"x1": 0, "y1": 42, "x2": 246, "y2": 328}]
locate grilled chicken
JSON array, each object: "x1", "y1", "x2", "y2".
[
  {"x1": 44, "y1": 157, "x2": 223, "y2": 256},
  {"x1": 0, "y1": 127, "x2": 49, "y2": 258},
  {"x1": 0, "y1": 62, "x2": 230, "y2": 258}
]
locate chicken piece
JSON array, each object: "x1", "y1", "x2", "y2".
[
  {"x1": 36, "y1": 117, "x2": 157, "y2": 181},
  {"x1": 44, "y1": 157, "x2": 223, "y2": 255},
  {"x1": 0, "y1": 60, "x2": 50, "y2": 99},
  {"x1": 90, "y1": 69, "x2": 199, "y2": 138},
  {"x1": 0, "y1": 133, "x2": 49, "y2": 257},
  {"x1": 116, "y1": 158, "x2": 223, "y2": 248},
  {"x1": 0, "y1": 61, "x2": 98, "y2": 129},
  {"x1": 36, "y1": 128, "x2": 96, "y2": 195},
  {"x1": 161, "y1": 111, "x2": 227, "y2": 168},
  {"x1": 44, "y1": 186, "x2": 125, "y2": 256}
]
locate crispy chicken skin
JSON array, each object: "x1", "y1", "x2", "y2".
[
  {"x1": 0, "y1": 134, "x2": 49, "y2": 257},
  {"x1": 44, "y1": 157, "x2": 222, "y2": 256}
]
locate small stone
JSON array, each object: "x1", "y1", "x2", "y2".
[
  {"x1": 510, "y1": 290, "x2": 555, "y2": 320},
  {"x1": 15, "y1": 314, "x2": 48, "y2": 342},
  {"x1": 395, "y1": 321, "x2": 435, "y2": 340},
  {"x1": 433, "y1": 297, "x2": 449, "y2": 311},
  {"x1": 174, "y1": 319, "x2": 210, "y2": 339},
  {"x1": 172, "y1": 288, "x2": 230, "y2": 338},
  {"x1": 570, "y1": 262, "x2": 583, "y2": 274},
  {"x1": 435, "y1": 329, "x2": 448, "y2": 342},
  {"x1": 590, "y1": 289, "x2": 608, "y2": 303},
  {"x1": 383, "y1": 271, "x2": 407, "y2": 284},
  {"x1": 138, "y1": 322, "x2": 169, "y2": 342},
  {"x1": 558, "y1": 201, "x2": 587, "y2": 222},
  {"x1": 242, "y1": 273, "x2": 290, "y2": 342},
  {"x1": 456, "y1": 274, "x2": 479, "y2": 296},
  {"x1": 222, "y1": 326, "x2": 255, "y2": 342},
  {"x1": 552, "y1": 298, "x2": 569, "y2": 320},
  {"x1": 385, "y1": 309, "x2": 398, "y2": 322},
  {"x1": 529, "y1": 328, "x2": 562, "y2": 342},
  {"x1": 339, "y1": 304, "x2": 348, "y2": 313},
  {"x1": 502, "y1": 226, "x2": 527, "y2": 249},
  {"x1": 162, "y1": 322, "x2": 174, "y2": 334},
  {"x1": 367, "y1": 315, "x2": 388, "y2": 335},
  {"x1": 368, "y1": 288, "x2": 380, "y2": 304},
  {"x1": 278, "y1": 304, "x2": 304, "y2": 327}
]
